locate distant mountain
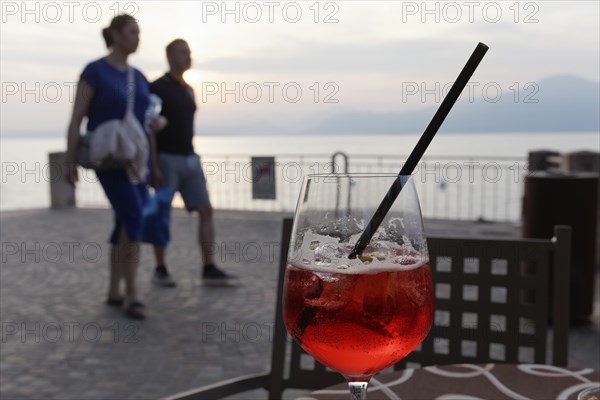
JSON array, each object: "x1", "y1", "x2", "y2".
[
  {"x1": 199, "y1": 119, "x2": 284, "y2": 136},
  {"x1": 306, "y1": 75, "x2": 600, "y2": 134}
]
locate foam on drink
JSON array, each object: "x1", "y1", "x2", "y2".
[{"x1": 290, "y1": 229, "x2": 429, "y2": 275}]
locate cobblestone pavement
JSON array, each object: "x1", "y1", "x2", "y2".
[{"x1": 1, "y1": 208, "x2": 598, "y2": 400}]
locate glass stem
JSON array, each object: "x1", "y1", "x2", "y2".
[{"x1": 348, "y1": 381, "x2": 368, "y2": 400}]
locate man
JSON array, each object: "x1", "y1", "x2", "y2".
[{"x1": 149, "y1": 38, "x2": 234, "y2": 286}]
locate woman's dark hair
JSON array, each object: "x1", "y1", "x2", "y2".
[{"x1": 102, "y1": 14, "x2": 136, "y2": 48}]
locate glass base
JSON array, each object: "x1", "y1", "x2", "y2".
[{"x1": 348, "y1": 381, "x2": 368, "y2": 400}]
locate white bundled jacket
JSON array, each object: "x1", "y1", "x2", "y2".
[{"x1": 88, "y1": 67, "x2": 149, "y2": 183}]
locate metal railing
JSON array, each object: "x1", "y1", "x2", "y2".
[{"x1": 75, "y1": 153, "x2": 528, "y2": 222}]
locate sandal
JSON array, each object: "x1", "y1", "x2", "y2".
[
  {"x1": 106, "y1": 296, "x2": 125, "y2": 307},
  {"x1": 125, "y1": 301, "x2": 146, "y2": 320}
]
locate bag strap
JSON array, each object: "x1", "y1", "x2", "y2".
[{"x1": 126, "y1": 67, "x2": 135, "y2": 113}]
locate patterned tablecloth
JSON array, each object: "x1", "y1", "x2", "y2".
[{"x1": 300, "y1": 364, "x2": 600, "y2": 400}]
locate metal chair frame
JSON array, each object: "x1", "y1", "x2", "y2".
[{"x1": 164, "y1": 220, "x2": 571, "y2": 400}]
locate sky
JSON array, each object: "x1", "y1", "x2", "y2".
[{"x1": 1, "y1": 0, "x2": 599, "y2": 137}]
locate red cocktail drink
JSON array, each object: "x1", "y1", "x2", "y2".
[{"x1": 283, "y1": 260, "x2": 433, "y2": 381}]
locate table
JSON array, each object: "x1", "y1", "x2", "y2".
[{"x1": 301, "y1": 363, "x2": 600, "y2": 400}]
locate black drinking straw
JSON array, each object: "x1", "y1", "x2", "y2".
[{"x1": 348, "y1": 42, "x2": 489, "y2": 259}]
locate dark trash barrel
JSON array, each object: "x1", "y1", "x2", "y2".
[{"x1": 522, "y1": 171, "x2": 599, "y2": 323}]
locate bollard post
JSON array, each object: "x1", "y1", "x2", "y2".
[{"x1": 527, "y1": 150, "x2": 561, "y2": 172}]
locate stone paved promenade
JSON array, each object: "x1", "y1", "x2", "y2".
[{"x1": 1, "y1": 208, "x2": 598, "y2": 400}]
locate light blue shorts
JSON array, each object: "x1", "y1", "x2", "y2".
[{"x1": 157, "y1": 153, "x2": 211, "y2": 211}]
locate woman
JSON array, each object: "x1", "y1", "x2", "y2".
[{"x1": 65, "y1": 14, "x2": 161, "y2": 319}]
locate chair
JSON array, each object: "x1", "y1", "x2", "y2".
[
  {"x1": 395, "y1": 224, "x2": 571, "y2": 369},
  {"x1": 163, "y1": 221, "x2": 571, "y2": 400}
]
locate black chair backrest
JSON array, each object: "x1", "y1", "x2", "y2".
[{"x1": 396, "y1": 225, "x2": 571, "y2": 369}]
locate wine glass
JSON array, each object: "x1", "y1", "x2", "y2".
[{"x1": 282, "y1": 174, "x2": 433, "y2": 400}]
